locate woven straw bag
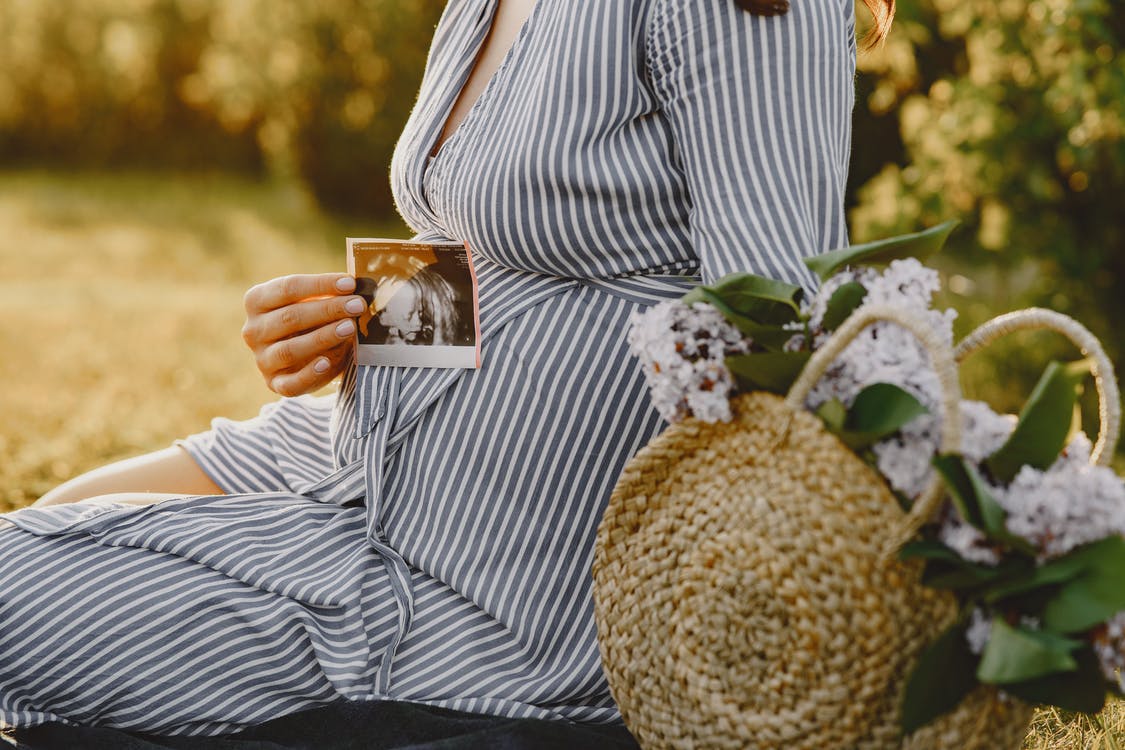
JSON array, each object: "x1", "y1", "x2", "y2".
[{"x1": 593, "y1": 304, "x2": 1121, "y2": 750}]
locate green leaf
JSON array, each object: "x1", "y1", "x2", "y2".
[
  {"x1": 726, "y1": 351, "x2": 811, "y2": 394},
  {"x1": 1002, "y1": 647, "x2": 1107, "y2": 714},
  {"x1": 899, "y1": 539, "x2": 965, "y2": 563},
  {"x1": 843, "y1": 383, "x2": 928, "y2": 445},
  {"x1": 923, "y1": 558, "x2": 1027, "y2": 592},
  {"x1": 681, "y1": 286, "x2": 743, "y2": 323},
  {"x1": 683, "y1": 273, "x2": 804, "y2": 325},
  {"x1": 983, "y1": 559, "x2": 1088, "y2": 603},
  {"x1": 732, "y1": 317, "x2": 804, "y2": 351},
  {"x1": 1042, "y1": 537, "x2": 1125, "y2": 632},
  {"x1": 804, "y1": 220, "x2": 959, "y2": 281},
  {"x1": 680, "y1": 286, "x2": 801, "y2": 351},
  {"x1": 900, "y1": 622, "x2": 979, "y2": 734},
  {"x1": 820, "y1": 281, "x2": 868, "y2": 332},
  {"x1": 932, "y1": 454, "x2": 986, "y2": 529},
  {"x1": 985, "y1": 361, "x2": 1088, "y2": 484},
  {"x1": 931, "y1": 454, "x2": 1035, "y2": 554},
  {"x1": 981, "y1": 538, "x2": 1123, "y2": 604},
  {"x1": 901, "y1": 542, "x2": 1034, "y2": 596},
  {"x1": 815, "y1": 397, "x2": 847, "y2": 433},
  {"x1": 976, "y1": 617, "x2": 1081, "y2": 684},
  {"x1": 808, "y1": 384, "x2": 929, "y2": 452}
]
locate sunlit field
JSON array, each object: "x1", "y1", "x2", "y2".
[
  {"x1": 0, "y1": 170, "x2": 1121, "y2": 747},
  {"x1": 0, "y1": 170, "x2": 405, "y2": 511}
]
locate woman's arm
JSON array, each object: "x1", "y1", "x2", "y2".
[
  {"x1": 31, "y1": 446, "x2": 222, "y2": 506},
  {"x1": 646, "y1": 0, "x2": 857, "y2": 287}
]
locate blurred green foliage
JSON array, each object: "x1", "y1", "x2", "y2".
[
  {"x1": 847, "y1": 0, "x2": 1124, "y2": 415},
  {"x1": 0, "y1": 0, "x2": 444, "y2": 214},
  {"x1": 0, "y1": 0, "x2": 264, "y2": 172}
]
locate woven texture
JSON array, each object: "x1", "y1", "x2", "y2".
[{"x1": 593, "y1": 391, "x2": 1033, "y2": 749}]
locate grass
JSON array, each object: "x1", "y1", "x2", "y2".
[
  {"x1": 0, "y1": 169, "x2": 1122, "y2": 746},
  {"x1": 0, "y1": 169, "x2": 406, "y2": 510}
]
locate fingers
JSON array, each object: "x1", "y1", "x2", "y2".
[
  {"x1": 269, "y1": 341, "x2": 353, "y2": 397},
  {"x1": 241, "y1": 272, "x2": 361, "y2": 397},
  {"x1": 243, "y1": 294, "x2": 367, "y2": 347},
  {"x1": 258, "y1": 317, "x2": 356, "y2": 377},
  {"x1": 244, "y1": 273, "x2": 356, "y2": 315}
]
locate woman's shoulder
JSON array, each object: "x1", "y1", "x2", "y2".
[
  {"x1": 643, "y1": 0, "x2": 854, "y2": 70},
  {"x1": 643, "y1": 0, "x2": 851, "y2": 31}
]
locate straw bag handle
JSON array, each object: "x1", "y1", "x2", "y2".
[
  {"x1": 955, "y1": 307, "x2": 1121, "y2": 467},
  {"x1": 784, "y1": 304, "x2": 963, "y2": 545}
]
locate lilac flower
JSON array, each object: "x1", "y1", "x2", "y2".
[
  {"x1": 805, "y1": 260, "x2": 957, "y2": 417},
  {"x1": 965, "y1": 608, "x2": 993, "y2": 655},
  {"x1": 863, "y1": 258, "x2": 946, "y2": 314},
  {"x1": 938, "y1": 508, "x2": 1001, "y2": 566},
  {"x1": 1094, "y1": 612, "x2": 1125, "y2": 692},
  {"x1": 997, "y1": 458, "x2": 1125, "y2": 561},
  {"x1": 627, "y1": 300, "x2": 749, "y2": 423},
  {"x1": 927, "y1": 420, "x2": 1118, "y2": 565},
  {"x1": 874, "y1": 400, "x2": 1017, "y2": 502}
]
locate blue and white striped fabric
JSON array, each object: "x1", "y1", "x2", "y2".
[{"x1": 0, "y1": 0, "x2": 856, "y2": 736}]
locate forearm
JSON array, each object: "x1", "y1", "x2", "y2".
[{"x1": 31, "y1": 446, "x2": 223, "y2": 507}]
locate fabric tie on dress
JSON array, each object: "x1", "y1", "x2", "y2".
[
  {"x1": 301, "y1": 366, "x2": 414, "y2": 695},
  {"x1": 360, "y1": 366, "x2": 415, "y2": 694}
]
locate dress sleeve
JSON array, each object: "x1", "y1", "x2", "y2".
[{"x1": 645, "y1": 0, "x2": 857, "y2": 290}]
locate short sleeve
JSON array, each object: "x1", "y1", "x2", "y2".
[{"x1": 646, "y1": 0, "x2": 857, "y2": 290}]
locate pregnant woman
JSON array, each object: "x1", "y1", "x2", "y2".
[{"x1": 0, "y1": 0, "x2": 890, "y2": 737}]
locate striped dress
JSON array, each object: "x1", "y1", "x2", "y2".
[{"x1": 0, "y1": 0, "x2": 855, "y2": 736}]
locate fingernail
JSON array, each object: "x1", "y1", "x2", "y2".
[
  {"x1": 335, "y1": 277, "x2": 356, "y2": 292},
  {"x1": 313, "y1": 358, "x2": 330, "y2": 373},
  {"x1": 336, "y1": 320, "x2": 355, "y2": 337},
  {"x1": 345, "y1": 297, "x2": 366, "y2": 314}
]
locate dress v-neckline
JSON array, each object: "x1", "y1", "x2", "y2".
[{"x1": 426, "y1": 0, "x2": 544, "y2": 163}]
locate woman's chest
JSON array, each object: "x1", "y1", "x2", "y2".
[
  {"x1": 391, "y1": 0, "x2": 692, "y2": 277},
  {"x1": 433, "y1": 0, "x2": 539, "y2": 157}
]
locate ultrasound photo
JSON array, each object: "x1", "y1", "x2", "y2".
[{"x1": 347, "y1": 238, "x2": 480, "y2": 368}]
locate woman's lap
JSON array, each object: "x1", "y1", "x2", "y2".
[
  {"x1": 0, "y1": 491, "x2": 584, "y2": 735},
  {"x1": 0, "y1": 494, "x2": 394, "y2": 735}
]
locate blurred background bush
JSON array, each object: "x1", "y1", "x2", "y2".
[
  {"x1": 0, "y1": 0, "x2": 444, "y2": 211},
  {"x1": 848, "y1": 0, "x2": 1125, "y2": 426}
]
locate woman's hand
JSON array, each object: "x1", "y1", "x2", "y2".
[{"x1": 242, "y1": 273, "x2": 366, "y2": 397}]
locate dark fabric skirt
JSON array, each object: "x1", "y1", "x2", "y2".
[{"x1": 5, "y1": 700, "x2": 640, "y2": 750}]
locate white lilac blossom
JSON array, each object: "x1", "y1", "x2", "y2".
[
  {"x1": 938, "y1": 508, "x2": 1001, "y2": 566},
  {"x1": 863, "y1": 258, "x2": 946, "y2": 313},
  {"x1": 965, "y1": 608, "x2": 993, "y2": 655},
  {"x1": 627, "y1": 300, "x2": 749, "y2": 424},
  {"x1": 997, "y1": 457, "x2": 1125, "y2": 560},
  {"x1": 805, "y1": 260, "x2": 957, "y2": 416},
  {"x1": 1054, "y1": 429, "x2": 1093, "y2": 470},
  {"x1": 783, "y1": 333, "x2": 808, "y2": 353},
  {"x1": 929, "y1": 422, "x2": 1120, "y2": 564},
  {"x1": 1094, "y1": 612, "x2": 1125, "y2": 692},
  {"x1": 874, "y1": 400, "x2": 1017, "y2": 502}
]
